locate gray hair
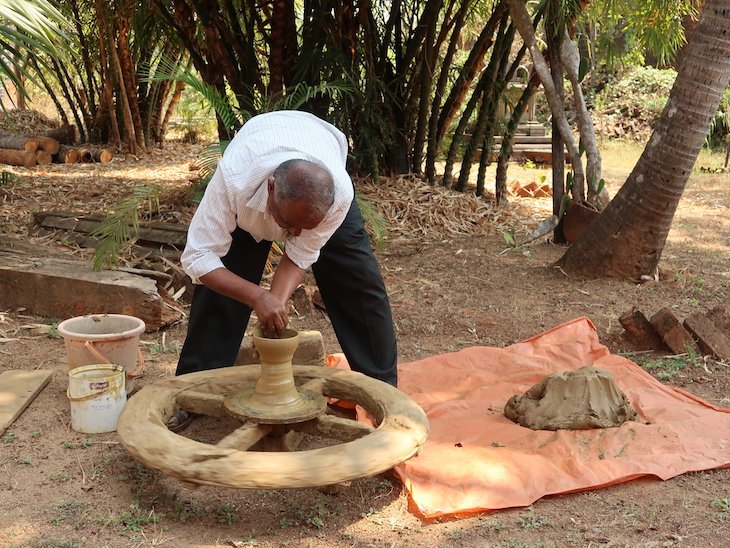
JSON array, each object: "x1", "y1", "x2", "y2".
[{"x1": 272, "y1": 159, "x2": 335, "y2": 218}]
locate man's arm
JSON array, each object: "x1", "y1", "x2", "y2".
[
  {"x1": 199, "y1": 267, "x2": 291, "y2": 335},
  {"x1": 270, "y1": 252, "x2": 306, "y2": 305}
]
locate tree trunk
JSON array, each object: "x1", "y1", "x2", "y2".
[
  {"x1": 116, "y1": 18, "x2": 145, "y2": 151},
  {"x1": 547, "y1": 13, "x2": 566, "y2": 243},
  {"x1": 556, "y1": 0, "x2": 730, "y2": 279},
  {"x1": 425, "y1": 0, "x2": 469, "y2": 183},
  {"x1": 160, "y1": 81, "x2": 186, "y2": 142},
  {"x1": 410, "y1": 0, "x2": 442, "y2": 174},
  {"x1": 435, "y1": 3, "x2": 504, "y2": 143},
  {"x1": 507, "y1": 0, "x2": 585, "y2": 200},
  {"x1": 95, "y1": 0, "x2": 121, "y2": 148}
]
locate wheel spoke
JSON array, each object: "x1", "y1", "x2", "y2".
[
  {"x1": 290, "y1": 414, "x2": 374, "y2": 442},
  {"x1": 217, "y1": 422, "x2": 272, "y2": 450},
  {"x1": 175, "y1": 390, "x2": 226, "y2": 417}
]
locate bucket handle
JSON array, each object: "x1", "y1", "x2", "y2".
[{"x1": 83, "y1": 340, "x2": 146, "y2": 379}]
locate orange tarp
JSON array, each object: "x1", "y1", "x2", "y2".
[{"x1": 391, "y1": 317, "x2": 730, "y2": 520}]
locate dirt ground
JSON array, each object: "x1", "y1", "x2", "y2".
[{"x1": 0, "y1": 141, "x2": 728, "y2": 548}]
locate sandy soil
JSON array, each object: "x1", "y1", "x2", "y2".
[{"x1": 0, "y1": 141, "x2": 728, "y2": 548}]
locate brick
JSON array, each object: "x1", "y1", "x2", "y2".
[
  {"x1": 236, "y1": 329, "x2": 326, "y2": 366},
  {"x1": 683, "y1": 312, "x2": 730, "y2": 359},
  {"x1": 649, "y1": 307, "x2": 700, "y2": 355},
  {"x1": 706, "y1": 305, "x2": 730, "y2": 336},
  {"x1": 618, "y1": 308, "x2": 667, "y2": 351}
]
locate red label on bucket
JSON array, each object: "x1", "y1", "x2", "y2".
[{"x1": 90, "y1": 381, "x2": 109, "y2": 390}]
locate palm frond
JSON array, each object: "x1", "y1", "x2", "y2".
[
  {"x1": 268, "y1": 80, "x2": 356, "y2": 112},
  {"x1": 90, "y1": 184, "x2": 163, "y2": 271},
  {"x1": 141, "y1": 55, "x2": 242, "y2": 136},
  {"x1": 0, "y1": 0, "x2": 71, "y2": 103}
]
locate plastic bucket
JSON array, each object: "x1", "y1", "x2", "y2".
[
  {"x1": 67, "y1": 364, "x2": 127, "y2": 433},
  {"x1": 57, "y1": 314, "x2": 145, "y2": 394}
]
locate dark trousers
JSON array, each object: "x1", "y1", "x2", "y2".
[{"x1": 176, "y1": 199, "x2": 398, "y2": 386}]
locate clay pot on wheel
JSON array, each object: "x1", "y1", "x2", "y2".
[{"x1": 561, "y1": 199, "x2": 601, "y2": 243}]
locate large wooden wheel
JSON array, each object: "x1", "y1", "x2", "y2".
[{"x1": 117, "y1": 365, "x2": 430, "y2": 489}]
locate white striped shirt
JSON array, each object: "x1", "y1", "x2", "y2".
[{"x1": 181, "y1": 111, "x2": 354, "y2": 283}]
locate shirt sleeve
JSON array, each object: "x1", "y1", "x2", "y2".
[{"x1": 180, "y1": 169, "x2": 239, "y2": 283}]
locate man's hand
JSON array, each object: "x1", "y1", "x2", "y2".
[{"x1": 252, "y1": 289, "x2": 289, "y2": 336}]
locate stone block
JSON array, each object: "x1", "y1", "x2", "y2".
[{"x1": 235, "y1": 330, "x2": 326, "y2": 366}]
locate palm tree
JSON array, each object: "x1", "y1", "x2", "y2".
[{"x1": 556, "y1": 0, "x2": 730, "y2": 279}]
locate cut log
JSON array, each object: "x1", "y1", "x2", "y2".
[
  {"x1": 0, "y1": 134, "x2": 39, "y2": 152},
  {"x1": 0, "y1": 147, "x2": 36, "y2": 167},
  {"x1": 35, "y1": 150, "x2": 53, "y2": 165},
  {"x1": 707, "y1": 305, "x2": 730, "y2": 335},
  {"x1": 77, "y1": 147, "x2": 113, "y2": 163},
  {"x1": 92, "y1": 147, "x2": 113, "y2": 163},
  {"x1": 0, "y1": 245, "x2": 181, "y2": 331},
  {"x1": 78, "y1": 147, "x2": 93, "y2": 162},
  {"x1": 29, "y1": 135, "x2": 60, "y2": 155},
  {"x1": 42, "y1": 124, "x2": 77, "y2": 145},
  {"x1": 54, "y1": 145, "x2": 80, "y2": 164}
]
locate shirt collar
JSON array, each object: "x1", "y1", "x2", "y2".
[{"x1": 247, "y1": 178, "x2": 270, "y2": 214}]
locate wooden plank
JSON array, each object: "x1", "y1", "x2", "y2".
[
  {"x1": 0, "y1": 370, "x2": 53, "y2": 435},
  {"x1": 33, "y1": 210, "x2": 188, "y2": 248}
]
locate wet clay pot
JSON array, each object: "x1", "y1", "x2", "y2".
[{"x1": 223, "y1": 327, "x2": 326, "y2": 424}]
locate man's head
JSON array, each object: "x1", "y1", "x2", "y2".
[{"x1": 267, "y1": 159, "x2": 335, "y2": 236}]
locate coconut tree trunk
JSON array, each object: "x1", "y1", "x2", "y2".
[{"x1": 556, "y1": 0, "x2": 730, "y2": 279}]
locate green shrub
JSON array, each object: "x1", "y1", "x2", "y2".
[{"x1": 594, "y1": 66, "x2": 676, "y2": 141}]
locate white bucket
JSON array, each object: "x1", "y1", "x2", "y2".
[
  {"x1": 57, "y1": 314, "x2": 145, "y2": 394},
  {"x1": 67, "y1": 364, "x2": 127, "y2": 433}
]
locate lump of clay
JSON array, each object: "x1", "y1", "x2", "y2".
[{"x1": 504, "y1": 366, "x2": 638, "y2": 430}]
